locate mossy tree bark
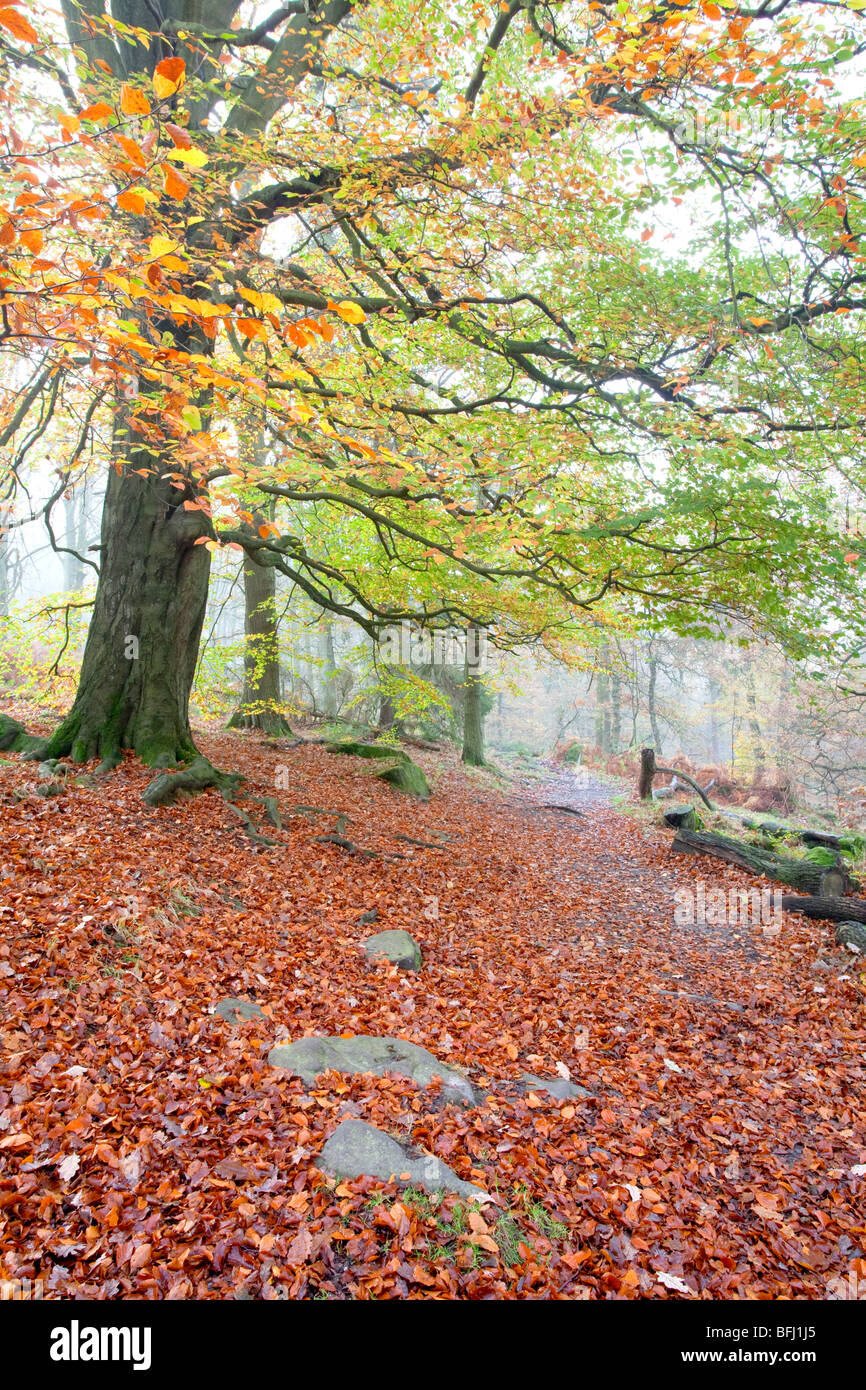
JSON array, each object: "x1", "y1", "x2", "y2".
[
  {"x1": 37, "y1": 457, "x2": 212, "y2": 771},
  {"x1": 228, "y1": 518, "x2": 292, "y2": 735},
  {"x1": 461, "y1": 622, "x2": 485, "y2": 766}
]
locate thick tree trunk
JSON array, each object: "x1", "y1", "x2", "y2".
[
  {"x1": 38, "y1": 464, "x2": 211, "y2": 770},
  {"x1": 461, "y1": 622, "x2": 485, "y2": 766},
  {"x1": 638, "y1": 746, "x2": 656, "y2": 799},
  {"x1": 779, "y1": 895, "x2": 866, "y2": 925},
  {"x1": 228, "y1": 533, "x2": 291, "y2": 735}
]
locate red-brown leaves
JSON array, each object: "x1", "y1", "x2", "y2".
[{"x1": 0, "y1": 716, "x2": 863, "y2": 1298}]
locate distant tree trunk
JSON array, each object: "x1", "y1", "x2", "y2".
[
  {"x1": 745, "y1": 669, "x2": 766, "y2": 779},
  {"x1": 63, "y1": 482, "x2": 88, "y2": 591},
  {"x1": 610, "y1": 670, "x2": 622, "y2": 753},
  {"x1": 594, "y1": 650, "x2": 611, "y2": 751},
  {"x1": 647, "y1": 655, "x2": 662, "y2": 755},
  {"x1": 462, "y1": 622, "x2": 485, "y2": 766},
  {"x1": 228, "y1": 518, "x2": 292, "y2": 735},
  {"x1": 0, "y1": 526, "x2": 9, "y2": 617},
  {"x1": 708, "y1": 675, "x2": 723, "y2": 763},
  {"x1": 319, "y1": 617, "x2": 338, "y2": 719},
  {"x1": 378, "y1": 692, "x2": 397, "y2": 731}
]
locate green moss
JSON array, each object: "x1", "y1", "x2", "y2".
[{"x1": 376, "y1": 758, "x2": 430, "y2": 799}]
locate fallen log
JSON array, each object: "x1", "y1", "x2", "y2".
[
  {"x1": 734, "y1": 816, "x2": 856, "y2": 854},
  {"x1": 671, "y1": 827, "x2": 858, "y2": 896},
  {"x1": 780, "y1": 896, "x2": 866, "y2": 925}
]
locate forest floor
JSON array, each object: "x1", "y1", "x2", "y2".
[{"x1": 0, "y1": 717, "x2": 864, "y2": 1299}]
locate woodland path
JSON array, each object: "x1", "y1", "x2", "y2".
[{"x1": 0, "y1": 725, "x2": 863, "y2": 1298}]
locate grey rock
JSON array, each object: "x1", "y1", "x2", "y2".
[
  {"x1": 214, "y1": 997, "x2": 266, "y2": 1024},
  {"x1": 268, "y1": 1034, "x2": 476, "y2": 1104},
  {"x1": 662, "y1": 804, "x2": 698, "y2": 830},
  {"x1": 520, "y1": 1072, "x2": 592, "y2": 1101},
  {"x1": 320, "y1": 1119, "x2": 489, "y2": 1200},
  {"x1": 363, "y1": 929, "x2": 422, "y2": 970},
  {"x1": 357, "y1": 908, "x2": 379, "y2": 925}
]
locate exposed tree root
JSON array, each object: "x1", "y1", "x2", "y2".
[
  {"x1": 143, "y1": 755, "x2": 242, "y2": 807},
  {"x1": 250, "y1": 796, "x2": 282, "y2": 828},
  {"x1": 225, "y1": 801, "x2": 276, "y2": 847},
  {"x1": 228, "y1": 709, "x2": 294, "y2": 736},
  {"x1": 393, "y1": 832, "x2": 447, "y2": 850},
  {"x1": 0, "y1": 713, "x2": 49, "y2": 758},
  {"x1": 314, "y1": 833, "x2": 378, "y2": 858}
]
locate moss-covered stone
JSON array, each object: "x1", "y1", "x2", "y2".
[{"x1": 376, "y1": 758, "x2": 430, "y2": 799}]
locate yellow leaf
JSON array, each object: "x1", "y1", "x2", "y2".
[
  {"x1": 167, "y1": 146, "x2": 208, "y2": 167},
  {"x1": 333, "y1": 299, "x2": 366, "y2": 325},
  {"x1": 149, "y1": 234, "x2": 180, "y2": 259},
  {"x1": 153, "y1": 56, "x2": 186, "y2": 98}
]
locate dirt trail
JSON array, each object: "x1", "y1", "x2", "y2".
[{"x1": 0, "y1": 733, "x2": 863, "y2": 1298}]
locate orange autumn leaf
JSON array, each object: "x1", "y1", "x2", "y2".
[
  {"x1": 153, "y1": 56, "x2": 186, "y2": 99},
  {"x1": 162, "y1": 164, "x2": 190, "y2": 200},
  {"x1": 114, "y1": 134, "x2": 147, "y2": 169},
  {"x1": 80, "y1": 102, "x2": 114, "y2": 123},
  {"x1": 120, "y1": 84, "x2": 151, "y2": 117},
  {"x1": 236, "y1": 317, "x2": 269, "y2": 341},
  {"x1": 0, "y1": 6, "x2": 38, "y2": 43},
  {"x1": 117, "y1": 189, "x2": 147, "y2": 216}
]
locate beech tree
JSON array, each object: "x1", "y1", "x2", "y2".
[{"x1": 1, "y1": 1, "x2": 864, "y2": 790}]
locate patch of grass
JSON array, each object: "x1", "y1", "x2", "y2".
[
  {"x1": 493, "y1": 1213, "x2": 522, "y2": 1265},
  {"x1": 524, "y1": 1200, "x2": 567, "y2": 1241},
  {"x1": 168, "y1": 886, "x2": 202, "y2": 917}
]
